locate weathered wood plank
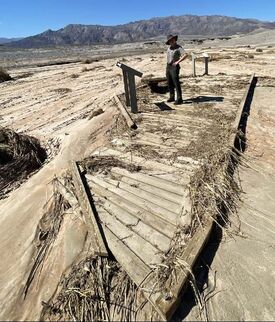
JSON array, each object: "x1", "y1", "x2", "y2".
[
  {"x1": 102, "y1": 224, "x2": 152, "y2": 285},
  {"x1": 110, "y1": 167, "x2": 186, "y2": 196},
  {"x1": 114, "y1": 94, "x2": 137, "y2": 129},
  {"x1": 70, "y1": 161, "x2": 108, "y2": 257},
  {"x1": 89, "y1": 175, "x2": 179, "y2": 225},
  {"x1": 102, "y1": 176, "x2": 182, "y2": 214},
  {"x1": 122, "y1": 70, "x2": 130, "y2": 106},
  {"x1": 229, "y1": 73, "x2": 255, "y2": 146},
  {"x1": 98, "y1": 208, "x2": 163, "y2": 266},
  {"x1": 94, "y1": 196, "x2": 171, "y2": 253},
  {"x1": 101, "y1": 222, "x2": 169, "y2": 321},
  {"x1": 128, "y1": 74, "x2": 138, "y2": 114},
  {"x1": 86, "y1": 178, "x2": 176, "y2": 238}
]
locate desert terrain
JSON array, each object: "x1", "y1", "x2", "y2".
[{"x1": 0, "y1": 30, "x2": 275, "y2": 321}]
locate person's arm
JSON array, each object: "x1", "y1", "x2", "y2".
[{"x1": 173, "y1": 52, "x2": 188, "y2": 66}]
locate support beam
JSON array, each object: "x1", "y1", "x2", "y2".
[
  {"x1": 123, "y1": 70, "x2": 130, "y2": 106},
  {"x1": 128, "y1": 74, "x2": 138, "y2": 114},
  {"x1": 70, "y1": 161, "x2": 108, "y2": 257},
  {"x1": 114, "y1": 95, "x2": 137, "y2": 129}
]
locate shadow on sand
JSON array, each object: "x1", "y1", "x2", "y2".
[{"x1": 183, "y1": 96, "x2": 224, "y2": 104}]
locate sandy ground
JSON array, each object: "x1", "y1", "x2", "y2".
[{"x1": 0, "y1": 42, "x2": 275, "y2": 320}]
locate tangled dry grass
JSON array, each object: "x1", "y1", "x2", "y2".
[
  {"x1": 23, "y1": 190, "x2": 70, "y2": 299},
  {"x1": 41, "y1": 256, "x2": 146, "y2": 322},
  {"x1": 0, "y1": 127, "x2": 47, "y2": 198},
  {"x1": 0, "y1": 67, "x2": 12, "y2": 82},
  {"x1": 81, "y1": 155, "x2": 142, "y2": 174}
]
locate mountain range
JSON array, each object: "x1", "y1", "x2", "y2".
[
  {"x1": 7, "y1": 15, "x2": 275, "y2": 48},
  {"x1": 0, "y1": 37, "x2": 23, "y2": 44}
]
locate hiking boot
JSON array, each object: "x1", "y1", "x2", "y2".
[
  {"x1": 167, "y1": 97, "x2": 175, "y2": 103},
  {"x1": 174, "y1": 98, "x2": 183, "y2": 105}
]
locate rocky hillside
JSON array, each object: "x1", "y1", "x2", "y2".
[
  {"x1": 0, "y1": 37, "x2": 23, "y2": 44},
  {"x1": 9, "y1": 15, "x2": 275, "y2": 48}
]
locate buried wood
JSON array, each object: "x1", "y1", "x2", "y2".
[
  {"x1": 114, "y1": 95, "x2": 137, "y2": 129},
  {"x1": 153, "y1": 74, "x2": 257, "y2": 320},
  {"x1": 70, "y1": 160, "x2": 108, "y2": 257}
]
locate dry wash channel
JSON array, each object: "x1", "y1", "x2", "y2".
[{"x1": 37, "y1": 74, "x2": 252, "y2": 321}]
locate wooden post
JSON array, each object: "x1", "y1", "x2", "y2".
[
  {"x1": 116, "y1": 62, "x2": 143, "y2": 114},
  {"x1": 191, "y1": 53, "x2": 197, "y2": 77},
  {"x1": 205, "y1": 57, "x2": 209, "y2": 75},
  {"x1": 203, "y1": 53, "x2": 209, "y2": 75},
  {"x1": 128, "y1": 74, "x2": 138, "y2": 114},
  {"x1": 123, "y1": 70, "x2": 130, "y2": 106}
]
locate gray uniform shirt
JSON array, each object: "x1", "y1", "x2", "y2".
[{"x1": 167, "y1": 44, "x2": 185, "y2": 64}]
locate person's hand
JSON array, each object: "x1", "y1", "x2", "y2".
[{"x1": 172, "y1": 61, "x2": 179, "y2": 66}]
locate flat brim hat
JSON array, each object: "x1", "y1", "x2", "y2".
[{"x1": 166, "y1": 34, "x2": 178, "y2": 45}]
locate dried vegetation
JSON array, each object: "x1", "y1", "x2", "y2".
[{"x1": 0, "y1": 127, "x2": 47, "y2": 198}]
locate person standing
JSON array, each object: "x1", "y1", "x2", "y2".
[{"x1": 166, "y1": 34, "x2": 188, "y2": 105}]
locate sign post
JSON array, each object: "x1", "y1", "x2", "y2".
[{"x1": 116, "y1": 62, "x2": 143, "y2": 114}]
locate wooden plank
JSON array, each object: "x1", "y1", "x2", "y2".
[
  {"x1": 150, "y1": 219, "x2": 214, "y2": 320},
  {"x1": 116, "y1": 62, "x2": 143, "y2": 78},
  {"x1": 101, "y1": 222, "x2": 169, "y2": 321},
  {"x1": 88, "y1": 175, "x2": 179, "y2": 225},
  {"x1": 70, "y1": 161, "x2": 108, "y2": 257},
  {"x1": 94, "y1": 196, "x2": 171, "y2": 253},
  {"x1": 86, "y1": 178, "x2": 176, "y2": 238},
  {"x1": 102, "y1": 176, "x2": 182, "y2": 214},
  {"x1": 141, "y1": 75, "x2": 184, "y2": 84},
  {"x1": 122, "y1": 70, "x2": 130, "y2": 106},
  {"x1": 98, "y1": 208, "x2": 163, "y2": 266},
  {"x1": 151, "y1": 74, "x2": 257, "y2": 320},
  {"x1": 114, "y1": 94, "x2": 137, "y2": 129},
  {"x1": 110, "y1": 167, "x2": 186, "y2": 196},
  {"x1": 141, "y1": 76, "x2": 167, "y2": 84},
  {"x1": 128, "y1": 73, "x2": 138, "y2": 114},
  {"x1": 102, "y1": 224, "x2": 152, "y2": 286},
  {"x1": 229, "y1": 73, "x2": 255, "y2": 146}
]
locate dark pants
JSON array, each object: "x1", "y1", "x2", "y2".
[{"x1": 166, "y1": 64, "x2": 182, "y2": 100}]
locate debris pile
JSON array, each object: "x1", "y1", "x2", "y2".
[
  {"x1": 41, "y1": 256, "x2": 145, "y2": 322},
  {"x1": 0, "y1": 67, "x2": 12, "y2": 82},
  {"x1": 0, "y1": 127, "x2": 47, "y2": 198}
]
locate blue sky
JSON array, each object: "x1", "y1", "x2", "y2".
[{"x1": 0, "y1": 0, "x2": 275, "y2": 38}]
